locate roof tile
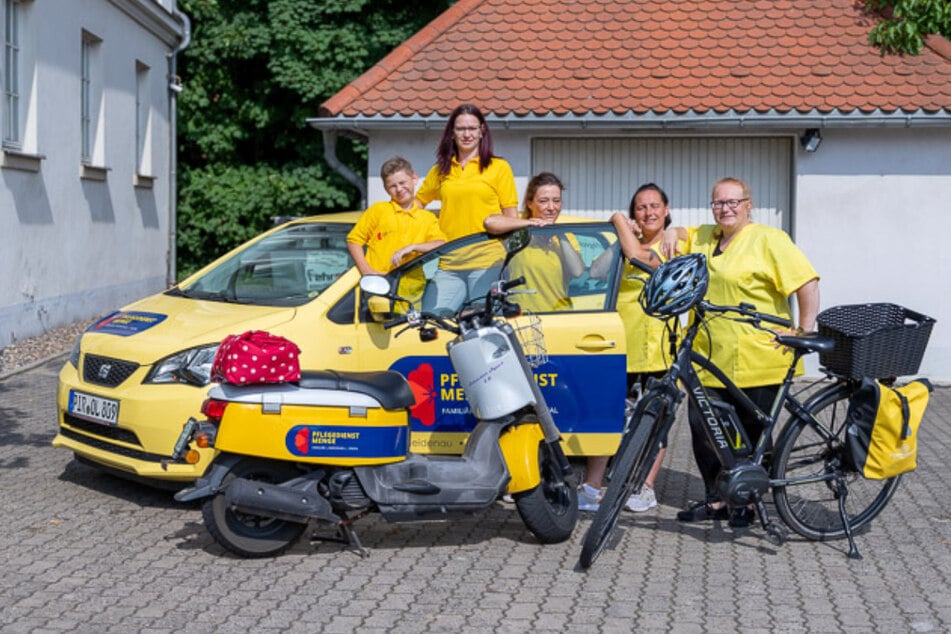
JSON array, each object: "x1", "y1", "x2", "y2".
[{"x1": 318, "y1": 0, "x2": 951, "y2": 119}]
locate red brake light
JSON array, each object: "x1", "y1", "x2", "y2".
[{"x1": 201, "y1": 398, "x2": 229, "y2": 420}]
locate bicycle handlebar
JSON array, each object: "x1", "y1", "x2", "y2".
[{"x1": 699, "y1": 300, "x2": 792, "y2": 329}]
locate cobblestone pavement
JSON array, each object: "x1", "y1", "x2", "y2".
[{"x1": 2, "y1": 358, "x2": 950, "y2": 633}]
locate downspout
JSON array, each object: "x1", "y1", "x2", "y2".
[
  {"x1": 167, "y1": 2, "x2": 191, "y2": 286},
  {"x1": 322, "y1": 129, "x2": 367, "y2": 209}
]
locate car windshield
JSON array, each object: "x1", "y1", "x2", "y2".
[{"x1": 172, "y1": 222, "x2": 354, "y2": 307}]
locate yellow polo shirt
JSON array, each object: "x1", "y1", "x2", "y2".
[
  {"x1": 618, "y1": 241, "x2": 679, "y2": 373},
  {"x1": 684, "y1": 224, "x2": 819, "y2": 388},
  {"x1": 347, "y1": 201, "x2": 445, "y2": 273},
  {"x1": 417, "y1": 156, "x2": 518, "y2": 270}
]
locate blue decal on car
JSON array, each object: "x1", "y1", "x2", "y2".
[
  {"x1": 390, "y1": 354, "x2": 626, "y2": 435},
  {"x1": 89, "y1": 311, "x2": 168, "y2": 336}
]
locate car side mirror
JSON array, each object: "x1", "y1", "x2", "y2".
[
  {"x1": 359, "y1": 275, "x2": 392, "y2": 297},
  {"x1": 359, "y1": 275, "x2": 394, "y2": 322}
]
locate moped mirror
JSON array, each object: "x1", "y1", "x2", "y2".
[
  {"x1": 499, "y1": 227, "x2": 531, "y2": 277},
  {"x1": 505, "y1": 227, "x2": 531, "y2": 256}
]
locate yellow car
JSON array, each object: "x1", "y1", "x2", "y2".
[{"x1": 54, "y1": 214, "x2": 629, "y2": 486}]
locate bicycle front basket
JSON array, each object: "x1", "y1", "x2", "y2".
[
  {"x1": 514, "y1": 311, "x2": 548, "y2": 368},
  {"x1": 817, "y1": 303, "x2": 934, "y2": 379}
]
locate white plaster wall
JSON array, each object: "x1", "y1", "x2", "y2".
[
  {"x1": 1, "y1": 0, "x2": 177, "y2": 346},
  {"x1": 795, "y1": 127, "x2": 951, "y2": 380}
]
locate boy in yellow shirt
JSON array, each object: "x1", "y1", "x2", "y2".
[{"x1": 347, "y1": 157, "x2": 446, "y2": 275}]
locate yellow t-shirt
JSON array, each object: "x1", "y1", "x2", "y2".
[
  {"x1": 684, "y1": 224, "x2": 819, "y2": 388},
  {"x1": 617, "y1": 241, "x2": 678, "y2": 373},
  {"x1": 417, "y1": 156, "x2": 518, "y2": 270},
  {"x1": 347, "y1": 201, "x2": 445, "y2": 273},
  {"x1": 509, "y1": 234, "x2": 581, "y2": 313}
]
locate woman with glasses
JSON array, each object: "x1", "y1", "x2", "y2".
[
  {"x1": 416, "y1": 104, "x2": 519, "y2": 314},
  {"x1": 662, "y1": 177, "x2": 820, "y2": 527}
]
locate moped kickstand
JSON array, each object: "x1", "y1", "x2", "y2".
[{"x1": 310, "y1": 512, "x2": 370, "y2": 558}]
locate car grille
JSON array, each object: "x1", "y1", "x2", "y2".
[
  {"x1": 63, "y1": 413, "x2": 141, "y2": 446},
  {"x1": 83, "y1": 354, "x2": 140, "y2": 387},
  {"x1": 58, "y1": 426, "x2": 169, "y2": 463}
]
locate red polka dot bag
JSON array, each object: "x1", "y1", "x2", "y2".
[{"x1": 211, "y1": 331, "x2": 302, "y2": 385}]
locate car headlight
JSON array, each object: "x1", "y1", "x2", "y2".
[
  {"x1": 68, "y1": 334, "x2": 83, "y2": 369},
  {"x1": 145, "y1": 344, "x2": 219, "y2": 387}
]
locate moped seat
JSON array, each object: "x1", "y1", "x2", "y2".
[{"x1": 297, "y1": 370, "x2": 415, "y2": 410}]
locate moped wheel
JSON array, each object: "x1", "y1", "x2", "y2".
[
  {"x1": 201, "y1": 458, "x2": 307, "y2": 558},
  {"x1": 515, "y1": 443, "x2": 579, "y2": 543},
  {"x1": 579, "y1": 411, "x2": 657, "y2": 569},
  {"x1": 772, "y1": 385, "x2": 900, "y2": 541}
]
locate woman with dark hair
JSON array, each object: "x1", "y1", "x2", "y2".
[
  {"x1": 581, "y1": 183, "x2": 682, "y2": 513},
  {"x1": 484, "y1": 172, "x2": 584, "y2": 312},
  {"x1": 416, "y1": 104, "x2": 519, "y2": 313}
]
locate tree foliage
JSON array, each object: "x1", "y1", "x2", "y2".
[
  {"x1": 175, "y1": 0, "x2": 451, "y2": 277},
  {"x1": 866, "y1": 0, "x2": 951, "y2": 54}
]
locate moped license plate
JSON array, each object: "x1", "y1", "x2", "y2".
[{"x1": 68, "y1": 390, "x2": 119, "y2": 426}]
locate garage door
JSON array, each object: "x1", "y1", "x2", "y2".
[{"x1": 533, "y1": 136, "x2": 793, "y2": 233}]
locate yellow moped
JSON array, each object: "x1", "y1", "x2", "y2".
[{"x1": 175, "y1": 229, "x2": 578, "y2": 557}]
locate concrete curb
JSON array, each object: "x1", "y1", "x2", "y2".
[{"x1": 0, "y1": 350, "x2": 69, "y2": 382}]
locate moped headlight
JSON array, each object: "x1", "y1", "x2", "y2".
[
  {"x1": 68, "y1": 335, "x2": 83, "y2": 369},
  {"x1": 145, "y1": 344, "x2": 219, "y2": 386}
]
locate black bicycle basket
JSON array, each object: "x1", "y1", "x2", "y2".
[{"x1": 817, "y1": 303, "x2": 935, "y2": 379}]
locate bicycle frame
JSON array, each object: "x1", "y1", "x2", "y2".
[{"x1": 636, "y1": 302, "x2": 839, "y2": 498}]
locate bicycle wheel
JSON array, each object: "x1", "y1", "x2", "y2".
[
  {"x1": 772, "y1": 383, "x2": 901, "y2": 542},
  {"x1": 578, "y1": 408, "x2": 659, "y2": 569}
]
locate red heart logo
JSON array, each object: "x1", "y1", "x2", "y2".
[
  {"x1": 407, "y1": 363, "x2": 436, "y2": 426},
  {"x1": 294, "y1": 427, "x2": 309, "y2": 454}
]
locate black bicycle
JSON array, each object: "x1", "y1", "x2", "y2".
[{"x1": 578, "y1": 253, "x2": 925, "y2": 569}]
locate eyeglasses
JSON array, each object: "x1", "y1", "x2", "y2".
[
  {"x1": 453, "y1": 126, "x2": 481, "y2": 135},
  {"x1": 710, "y1": 198, "x2": 749, "y2": 210}
]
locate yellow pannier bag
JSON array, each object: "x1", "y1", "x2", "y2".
[{"x1": 845, "y1": 377, "x2": 933, "y2": 480}]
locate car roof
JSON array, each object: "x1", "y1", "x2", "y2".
[{"x1": 276, "y1": 210, "x2": 364, "y2": 226}]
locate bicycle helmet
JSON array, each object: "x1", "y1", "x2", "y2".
[{"x1": 639, "y1": 253, "x2": 709, "y2": 317}]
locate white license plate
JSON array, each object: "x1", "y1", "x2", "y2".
[{"x1": 68, "y1": 390, "x2": 120, "y2": 426}]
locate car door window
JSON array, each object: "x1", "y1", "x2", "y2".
[
  {"x1": 510, "y1": 223, "x2": 620, "y2": 313},
  {"x1": 358, "y1": 223, "x2": 622, "y2": 322},
  {"x1": 356, "y1": 232, "x2": 497, "y2": 323}
]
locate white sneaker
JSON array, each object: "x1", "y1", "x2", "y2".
[
  {"x1": 625, "y1": 486, "x2": 657, "y2": 512},
  {"x1": 578, "y1": 484, "x2": 601, "y2": 512}
]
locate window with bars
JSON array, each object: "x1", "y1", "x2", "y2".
[{"x1": 3, "y1": 0, "x2": 21, "y2": 146}]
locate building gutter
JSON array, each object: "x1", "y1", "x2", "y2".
[
  {"x1": 308, "y1": 108, "x2": 951, "y2": 139},
  {"x1": 167, "y1": 3, "x2": 191, "y2": 286},
  {"x1": 321, "y1": 129, "x2": 367, "y2": 210}
]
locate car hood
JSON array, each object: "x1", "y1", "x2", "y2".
[{"x1": 80, "y1": 292, "x2": 298, "y2": 364}]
